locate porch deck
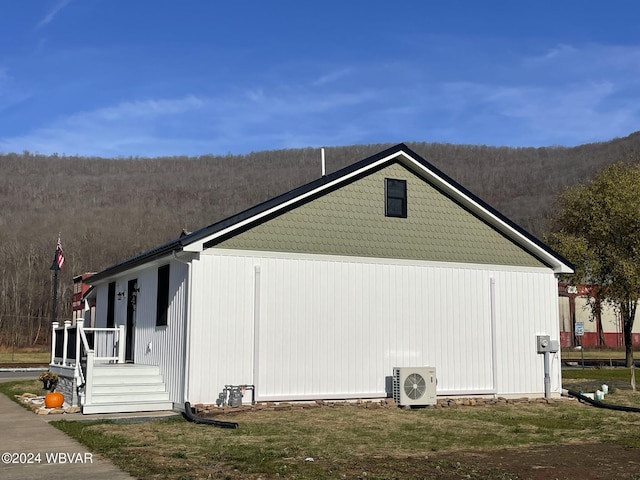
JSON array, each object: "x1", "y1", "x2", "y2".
[{"x1": 50, "y1": 319, "x2": 173, "y2": 414}]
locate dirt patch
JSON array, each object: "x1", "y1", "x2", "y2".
[{"x1": 340, "y1": 443, "x2": 640, "y2": 480}]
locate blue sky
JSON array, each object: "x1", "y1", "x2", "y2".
[{"x1": 0, "y1": 1, "x2": 638, "y2": 158}]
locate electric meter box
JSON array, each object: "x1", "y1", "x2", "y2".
[{"x1": 536, "y1": 335, "x2": 559, "y2": 353}]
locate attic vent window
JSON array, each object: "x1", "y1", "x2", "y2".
[{"x1": 385, "y1": 178, "x2": 407, "y2": 218}]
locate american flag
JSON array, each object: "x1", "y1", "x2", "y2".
[{"x1": 55, "y1": 235, "x2": 65, "y2": 270}]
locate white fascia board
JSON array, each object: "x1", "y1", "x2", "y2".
[
  {"x1": 400, "y1": 153, "x2": 573, "y2": 274},
  {"x1": 183, "y1": 152, "x2": 401, "y2": 253},
  {"x1": 184, "y1": 149, "x2": 573, "y2": 275}
]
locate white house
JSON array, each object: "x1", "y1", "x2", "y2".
[{"x1": 52, "y1": 144, "x2": 573, "y2": 413}]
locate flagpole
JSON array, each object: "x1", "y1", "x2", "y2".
[
  {"x1": 50, "y1": 235, "x2": 64, "y2": 324},
  {"x1": 50, "y1": 252, "x2": 60, "y2": 325}
]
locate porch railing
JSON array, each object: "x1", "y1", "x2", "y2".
[{"x1": 51, "y1": 319, "x2": 125, "y2": 407}]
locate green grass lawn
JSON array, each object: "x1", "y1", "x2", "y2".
[
  {"x1": 2, "y1": 367, "x2": 640, "y2": 480},
  {"x1": 563, "y1": 367, "x2": 635, "y2": 382},
  {"x1": 0, "y1": 379, "x2": 44, "y2": 407},
  {"x1": 0, "y1": 351, "x2": 50, "y2": 364},
  {"x1": 48, "y1": 401, "x2": 640, "y2": 480},
  {"x1": 561, "y1": 348, "x2": 627, "y2": 360}
]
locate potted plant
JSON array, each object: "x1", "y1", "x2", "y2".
[
  {"x1": 38, "y1": 371, "x2": 59, "y2": 392},
  {"x1": 38, "y1": 371, "x2": 64, "y2": 408}
]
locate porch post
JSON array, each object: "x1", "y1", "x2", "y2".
[
  {"x1": 62, "y1": 320, "x2": 71, "y2": 366},
  {"x1": 51, "y1": 321, "x2": 59, "y2": 365},
  {"x1": 75, "y1": 318, "x2": 84, "y2": 366},
  {"x1": 85, "y1": 350, "x2": 94, "y2": 407},
  {"x1": 117, "y1": 325, "x2": 126, "y2": 363}
]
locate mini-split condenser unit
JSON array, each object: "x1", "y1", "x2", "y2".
[{"x1": 393, "y1": 367, "x2": 437, "y2": 406}]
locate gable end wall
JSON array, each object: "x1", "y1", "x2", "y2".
[{"x1": 215, "y1": 162, "x2": 544, "y2": 268}]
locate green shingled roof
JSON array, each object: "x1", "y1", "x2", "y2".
[{"x1": 215, "y1": 161, "x2": 544, "y2": 268}]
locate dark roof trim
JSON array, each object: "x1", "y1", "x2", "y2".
[
  {"x1": 89, "y1": 145, "x2": 406, "y2": 283},
  {"x1": 87, "y1": 239, "x2": 182, "y2": 283},
  {"x1": 203, "y1": 157, "x2": 395, "y2": 249},
  {"x1": 88, "y1": 143, "x2": 573, "y2": 283},
  {"x1": 186, "y1": 144, "x2": 406, "y2": 246}
]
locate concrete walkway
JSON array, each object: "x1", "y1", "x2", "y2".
[{"x1": 0, "y1": 377, "x2": 135, "y2": 480}]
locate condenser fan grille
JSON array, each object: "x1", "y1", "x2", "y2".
[
  {"x1": 404, "y1": 373, "x2": 427, "y2": 399},
  {"x1": 393, "y1": 367, "x2": 436, "y2": 406}
]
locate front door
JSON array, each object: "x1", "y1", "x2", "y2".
[{"x1": 125, "y1": 279, "x2": 137, "y2": 362}]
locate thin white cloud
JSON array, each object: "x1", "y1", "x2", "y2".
[
  {"x1": 2, "y1": 41, "x2": 640, "y2": 156},
  {"x1": 36, "y1": 0, "x2": 72, "y2": 30},
  {"x1": 417, "y1": 42, "x2": 640, "y2": 146},
  {"x1": 497, "y1": 82, "x2": 637, "y2": 143},
  {"x1": 242, "y1": 86, "x2": 376, "y2": 114},
  {"x1": 0, "y1": 68, "x2": 33, "y2": 112},
  {"x1": 518, "y1": 45, "x2": 640, "y2": 143},
  {"x1": 89, "y1": 96, "x2": 205, "y2": 121},
  {"x1": 524, "y1": 44, "x2": 578, "y2": 65},
  {"x1": 312, "y1": 68, "x2": 353, "y2": 86},
  {"x1": 0, "y1": 85, "x2": 378, "y2": 157},
  {"x1": 0, "y1": 95, "x2": 207, "y2": 157},
  {"x1": 432, "y1": 77, "x2": 639, "y2": 146},
  {"x1": 522, "y1": 43, "x2": 640, "y2": 77}
]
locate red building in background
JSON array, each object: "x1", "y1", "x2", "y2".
[
  {"x1": 73, "y1": 273, "x2": 96, "y2": 326},
  {"x1": 558, "y1": 283, "x2": 640, "y2": 347}
]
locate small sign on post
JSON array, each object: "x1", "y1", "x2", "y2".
[{"x1": 575, "y1": 322, "x2": 585, "y2": 369}]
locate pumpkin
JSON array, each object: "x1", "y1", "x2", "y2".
[{"x1": 44, "y1": 392, "x2": 64, "y2": 408}]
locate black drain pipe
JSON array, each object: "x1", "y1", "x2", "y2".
[
  {"x1": 566, "y1": 389, "x2": 640, "y2": 413},
  {"x1": 182, "y1": 402, "x2": 239, "y2": 429}
]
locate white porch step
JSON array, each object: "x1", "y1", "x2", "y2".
[
  {"x1": 92, "y1": 383, "x2": 167, "y2": 394},
  {"x1": 91, "y1": 374, "x2": 164, "y2": 385},
  {"x1": 82, "y1": 400, "x2": 173, "y2": 415},
  {"x1": 90, "y1": 390, "x2": 171, "y2": 404},
  {"x1": 92, "y1": 363, "x2": 161, "y2": 376},
  {"x1": 82, "y1": 363, "x2": 173, "y2": 414}
]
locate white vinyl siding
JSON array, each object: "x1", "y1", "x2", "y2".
[
  {"x1": 131, "y1": 261, "x2": 188, "y2": 405},
  {"x1": 186, "y1": 250, "x2": 561, "y2": 404},
  {"x1": 91, "y1": 260, "x2": 188, "y2": 406}
]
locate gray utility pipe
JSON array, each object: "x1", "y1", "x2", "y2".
[{"x1": 543, "y1": 351, "x2": 551, "y2": 399}]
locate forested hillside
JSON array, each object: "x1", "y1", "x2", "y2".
[{"x1": 2, "y1": 132, "x2": 640, "y2": 347}]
